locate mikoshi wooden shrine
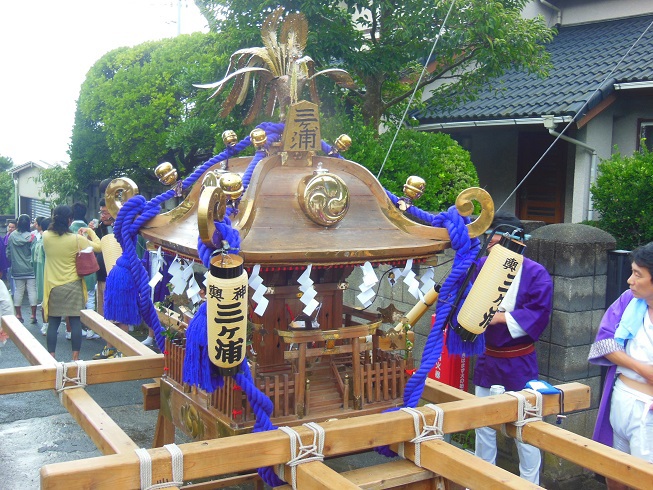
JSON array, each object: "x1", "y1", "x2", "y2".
[{"x1": 2, "y1": 8, "x2": 653, "y2": 490}]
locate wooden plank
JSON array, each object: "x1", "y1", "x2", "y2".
[
  {"x1": 182, "y1": 472, "x2": 260, "y2": 489},
  {"x1": 0, "y1": 356, "x2": 165, "y2": 395},
  {"x1": 508, "y1": 422, "x2": 653, "y2": 490},
  {"x1": 2, "y1": 315, "x2": 57, "y2": 366},
  {"x1": 40, "y1": 384, "x2": 587, "y2": 489},
  {"x1": 422, "y1": 378, "x2": 475, "y2": 404},
  {"x1": 339, "y1": 460, "x2": 435, "y2": 490},
  {"x1": 294, "y1": 461, "x2": 361, "y2": 490},
  {"x1": 142, "y1": 380, "x2": 161, "y2": 411},
  {"x1": 284, "y1": 341, "x2": 372, "y2": 360},
  {"x1": 153, "y1": 412, "x2": 175, "y2": 448},
  {"x1": 60, "y1": 388, "x2": 139, "y2": 455},
  {"x1": 400, "y1": 439, "x2": 542, "y2": 489},
  {"x1": 80, "y1": 310, "x2": 158, "y2": 357}
]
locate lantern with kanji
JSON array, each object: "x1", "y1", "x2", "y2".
[
  {"x1": 454, "y1": 234, "x2": 525, "y2": 342},
  {"x1": 207, "y1": 253, "x2": 249, "y2": 376}
]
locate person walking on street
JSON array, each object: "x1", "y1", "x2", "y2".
[
  {"x1": 43, "y1": 205, "x2": 101, "y2": 361},
  {"x1": 7, "y1": 215, "x2": 38, "y2": 323}
]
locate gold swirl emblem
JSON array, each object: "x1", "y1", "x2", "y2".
[{"x1": 298, "y1": 172, "x2": 349, "y2": 226}]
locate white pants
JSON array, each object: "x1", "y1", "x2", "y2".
[
  {"x1": 13, "y1": 277, "x2": 37, "y2": 307},
  {"x1": 474, "y1": 385, "x2": 541, "y2": 484},
  {"x1": 610, "y1": 378, "x2": 653, "y2": 462},
  {"x1": 86, "y1": 287, "x2": 96, "y2": 310}
]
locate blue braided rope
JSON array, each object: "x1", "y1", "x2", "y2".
[{"x1": 374, "y1": 191, "x2": 480, "y2": 457}]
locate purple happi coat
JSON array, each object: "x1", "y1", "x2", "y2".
[
  {"x1": 588, "y1": 289, "x2": 633, "y2": 447},
  {"x1": 472, "y1": 257, "x2": 553, "y2": 392}
]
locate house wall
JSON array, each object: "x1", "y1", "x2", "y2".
[
  {"x1": 611, "y1": 92, "x2": 653, "y2": 154},
  {"x1": 440, "y1": 127, "x2": 520, "y2": 213},
  {"x1": 523, "y1": 0, "x2": 653, "y2": 26},
  {"x1": 15, "y1": 166, "x2": 44, "y2": 200}
]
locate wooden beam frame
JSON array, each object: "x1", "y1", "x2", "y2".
[{"x1": 39, "y1": 383, "x2": 588, "y2": 489}]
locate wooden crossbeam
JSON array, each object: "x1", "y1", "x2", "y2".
[
  {"x1": 282, "y1": 460, "x2": 436, "y2": 490},
  {"x1": 60, "y1": 388, "x2": 139, "y2": 455},
  {"x1": 506, "y1": 422, "x2": 653, "y2": 490},
  {"x1": 81, "y1": 309, "x2": 157, "y2": 357},
  {"x1": 40, "y1": 384, "x2": 586, "y2": 489},
  {"x1": 0, "y1": 356, "x2": 164, "y2": 395},
  {"x1": 399, "y1": 439, "x2": 542, "y2": 489},
  {"x1": 2, "y1": 315, "x2": 56, "y2": 366},
  {"x1": 292, "y1": 462, "x2": 362, "y2": 490},
  {"x1": 424, "y1": 378, "x2": 653, "y2": 489},
  {"x1": 2, "y1": 314, "x2": 144, "y2": 456}
]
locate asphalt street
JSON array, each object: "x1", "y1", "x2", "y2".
[{"x1": 0, "y1": 303, "x2": 160, "y2": 490}]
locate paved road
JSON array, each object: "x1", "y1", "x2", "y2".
[{"x1": 0, "y1": 304, "x2": 160, "y2": 489}]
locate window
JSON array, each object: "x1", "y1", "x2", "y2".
[{"x1": 637, "y1": 119, "x2": 653, "y2": 152}]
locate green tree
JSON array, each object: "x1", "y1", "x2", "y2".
[
  {"x1": 0, "y1": 155, "x2": 15, "y2": 214},
  {"x1": 591, "y1": 147, "x2": 653, "y2": 249},
  {"x1": 325, "y1": 112, "x2": 478, "y2": 211},
  {"x1": 193, "y1": 0, "x2": 554, "y2": 129},
  {"x1": 70, "y1": 32, "x2": 231, "y2": 195},
  {"x1": 35, "y1": 166, "x2": 86, "y2": 207}
]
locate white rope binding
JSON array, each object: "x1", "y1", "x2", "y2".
[
  {"x1": 398, "y1": 404, "x2": 445, "y2": 466},
  {"x1": 276, "y1": 422, "x2": 326, "y2": 490},
  {"x1": 55, "y1": 361, "x2": 87, "y2": 402},
  {"x1": 501, "y1": 389, "x2": 543, "y2": 442},
  {"x1": 136, "y1": 444, "x2": 184, "y2": 490}
]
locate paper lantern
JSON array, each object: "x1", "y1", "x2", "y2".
[
  {"x1": 206, "y1": 253, "x2": 249, "y2": 376},
  {"x1": 454, "y1": 235, "x2": 525, "y2": 342}
]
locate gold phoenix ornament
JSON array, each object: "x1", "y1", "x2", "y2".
[{"x1": 194, "y1": 7, "x2": 356, "y2": 123}]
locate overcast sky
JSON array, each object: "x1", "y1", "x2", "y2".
[{"x1": 0, "y1": 0, "x2": 208, "y2": 166}]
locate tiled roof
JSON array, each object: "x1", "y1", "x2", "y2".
[{"x1": 416, "y1": 14, "x2": 653, "y2": 124}]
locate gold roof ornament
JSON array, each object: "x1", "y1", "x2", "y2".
[{"x1": 194, "y1": 7, "x2": 356, "y2": 124}]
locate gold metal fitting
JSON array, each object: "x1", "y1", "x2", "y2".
[
  {"x1": 198, "y1": 185, "x2": 227, "y2": 246},
  {"x1": 154, "y1": 162, "x2": 178, "y2": 186},
  {"x1": 250, "y1": 128, "x2": 267, "y2": 150},
  {"x1": 219, "y1": 173, "x2": 244, "y2": 200},
  {"x1": 334, "y1": 134, "x2": 352, "y2": 153},
  {"x1": 403, "y1": 176, "x2": 426, "y2": 201},
  {"x1": 105, "y1": 177, "x2": 140, "y2": 219},
  {"x1": 222, "y1": 130, "x2": 238, "y2": 147}
]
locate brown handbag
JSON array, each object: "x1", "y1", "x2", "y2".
[{"x1": 76, "y1": 237, "x2": 99, "y2": 276}]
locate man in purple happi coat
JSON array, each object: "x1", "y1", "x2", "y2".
[
  {"x1": 472, "y1": 212, "x2": 553, "y2": 485},
  {"x1": 589, "y1": 242, "x2": 653, "y2": 490}
]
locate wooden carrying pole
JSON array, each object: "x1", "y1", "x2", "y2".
[{"x1": 40, "y1": 383, "x2": 589, "y2": 489}]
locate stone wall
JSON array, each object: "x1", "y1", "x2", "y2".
[{"x1": 523, "y1": 223, "x2": 615, "y2": 486}]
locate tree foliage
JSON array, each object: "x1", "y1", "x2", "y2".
[
  {"x1": 591, "y1": 148, "x2": 653, "y2": 250},
  {"x1": 0, "y1": 155, "x2": 15, "y2": 215},
  {"x1": 193, "y1": 0, "x2": 554, "y2": 129},
  {"x1": 323, "y1": 111, "x2": 478, "y2": 212},
  {"x1": 70, "y1": 32, "x2": 232, "y2": 195},
  {"x1": 35, "y1": 166, "x2": 87, "y2": 207}
]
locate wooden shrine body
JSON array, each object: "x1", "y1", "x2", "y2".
[{"x1": 144, "y1": 145, "x2": 452, "y2": 439}]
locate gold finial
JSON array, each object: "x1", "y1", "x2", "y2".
[
  {"x1": 404, "y1": 176, "x2": 426, "y2": 201},
  {"x1": 222, "y1": 130, "x2": 238, "y2": 147},
  {"x1": 334, "y1": 134, "x2": 352, "y2": 153},
  {"x1": 155, "y1": 162, "x2": 178, "y2": 186},
  {"x1": 219, "y1": 173, "x2": 244, "y2": 201},
  {"x1": 250, "y1": 128, "x2": 267, "y2": 150},
  {"x1": 396, "y1": 176, "x2": 426, "y2": 212}
]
